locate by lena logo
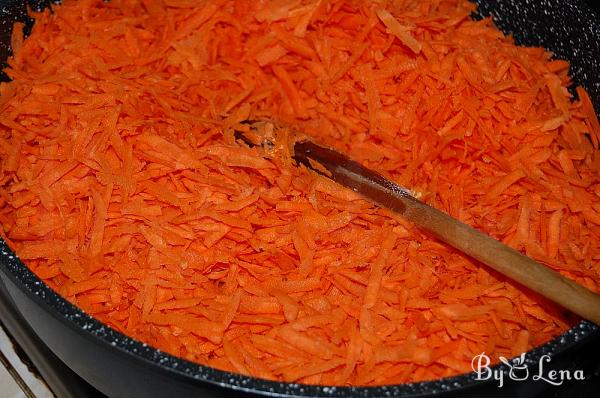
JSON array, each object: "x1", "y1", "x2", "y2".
[{"x1": 471, "y1": 352, "x2": 585, "y2": 388}]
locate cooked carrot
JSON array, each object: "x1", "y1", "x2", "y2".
[
  {"x1": 375, "y1": 9, "x2": 422, "y2": 54},
  {"x1": 1, "y1": 0, "x2": 599, "y2": 387},
  {"x1": 547, "y1": 209, "x2": 563, "y2": 259},
  {"x1": 255, "y1": 44, "x2": 288, "y2": 67},
  {"x1": 272, "y1": 64, "x2": 307, "y2": 117}
]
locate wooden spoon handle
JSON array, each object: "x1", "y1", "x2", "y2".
[
  {"x1": 403, "y1": 199, "x2": 600, "y2": 324},
  {"x1": 294, "y1": 140, "x2": 600, "y2": 325}
]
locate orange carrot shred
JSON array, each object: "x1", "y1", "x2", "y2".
[{"x1": 376, "y1": 9, "x2": 422, "y2": 54}]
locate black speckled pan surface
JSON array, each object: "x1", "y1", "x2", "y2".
[{"x1": 0, "y1": 1, "x2": 599, "y2": 397}]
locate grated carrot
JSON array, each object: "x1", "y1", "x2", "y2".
[{"x1": 1, "y1": 0, "x2": 599, "y2": 387}]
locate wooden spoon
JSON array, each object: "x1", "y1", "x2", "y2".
[{"x1": 234, "y1": 121, "x2": 600, "y2": 325}]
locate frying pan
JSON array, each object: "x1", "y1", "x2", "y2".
[{"x1": 0, "y1": 1, "x2": 599, "y2": 397}]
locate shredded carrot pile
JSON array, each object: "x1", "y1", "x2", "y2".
[{"x1": 1, "y1": 0, "x2": 600, "y2": 386}]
